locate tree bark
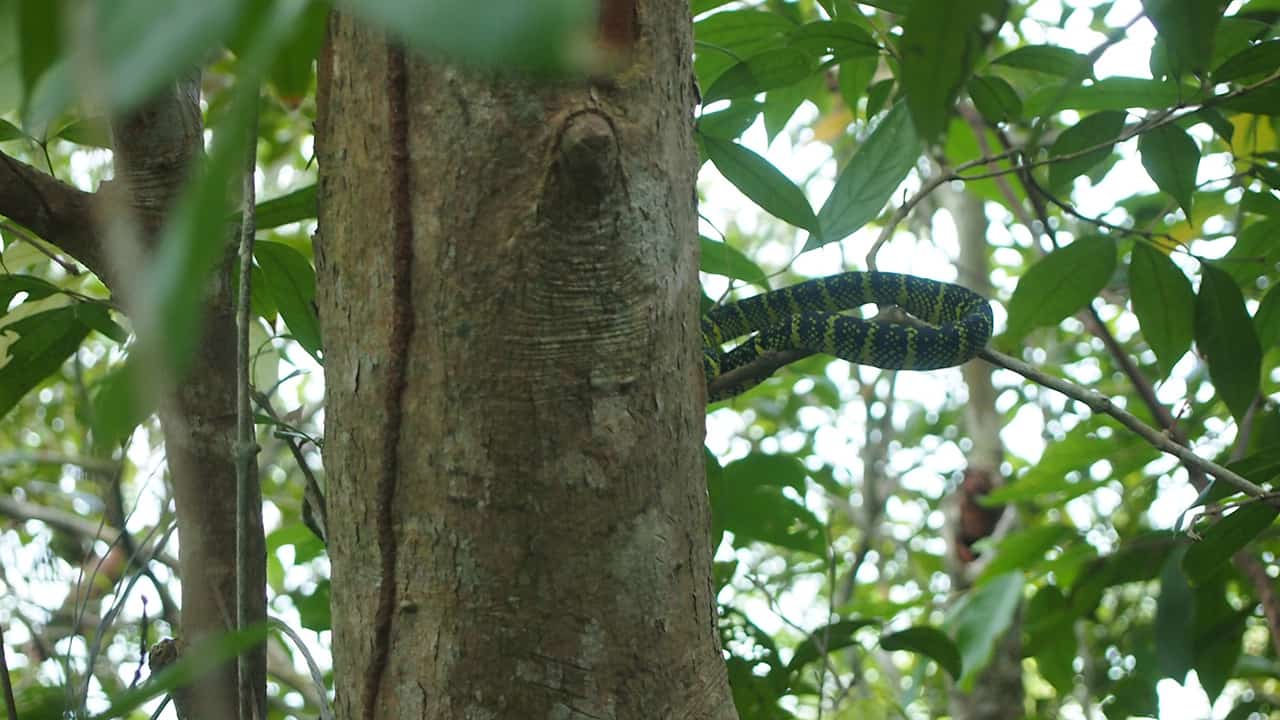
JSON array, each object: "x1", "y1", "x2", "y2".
[{"x1": 315, "y1": 3, "x2": 736, "y2": 717}]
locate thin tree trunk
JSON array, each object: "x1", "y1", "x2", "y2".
[{"x1": 315, "y1": 4, "x2": 736, "y2": 717}]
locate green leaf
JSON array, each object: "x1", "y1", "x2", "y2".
[
  {"x1": 708, "y1": 454, "x2": 825, "y2": 555},
  {"x1": 1182, "y1": 500, "x2": 1279, "y2": 585},
  {"x1": 811, "y1": 101, "x2": 921, "y2": 249},
  {"x1": 858, "y1": 0, "x2": 913, "y2": 13},
  {"x1": 865, "y1": 78, "x2": 894, "y2": 119},
  {"x1": 1047, "y1": 110, "x2": 1126, "y2": 192},
  {"x1": 700, "y1": 236, "x2": 770, "y2": 289},
  {"x1": 0, "y1": 274, "x2": 62, "y2": 319},
  {"x1": 1023, "y1": 78, "x2": 1185, "y2": 116},
  {"x1": 763, "y1": 73, "x2": 822, "y2": 142},
  {"x1": 788, "y1": 20, "x2": 879, "y2": 61},
  {"x1": 967, "y1": 74, "x2": 1021, "y2": 125},
  {"x1": 254, "y1": 184, "x2": 318, "y2": 230},
  {"x1": 1024, "y1": 585, "x2": 1076, "y2": 694},
  {"x1": 0, "y1": 119, "x2": 24, "y2": 142},
  {"x1": 134, "y1": 1, "x2": 302, "y2": 378},
  {"x1": 17, "y1": 0, "x2": 59, "y2": 109},
  {"x1": 880, "y1": 626, "x2": 962, "y2": 680},
  {"x1": 91, "y1": 360, "x2": 155, "y2": 450},
  {"x1": 255, "y1": 241, "x2": 322, "y2": 361},
  {"x1": 694, "y1": 10, "x2": 797, "y2": 90},
  {"x1": 1255, "y1": 283, "x2": 1280, "y2": 351},
  {"x1": 1129, "y1": 243, "x2": 1195, "y2": 377},
  {"x1": 697, "y1": 100, "x2": 763, "y2": 141},
  {"x1": 1192, "y1": 581, "x2": 1246, "y2": 702},
  {"x1": 990, "y1": 45, "x2": 1091, "y2": 77},
  {"x1": 1214, "y1": 83, "x2": 1280, "y2": 114},
  {"x1": 977, "y1": 524, "x2": 1077, "y2": 582},
  {"x1": 947, "y1": 571, "x2": 1023, "y2": 689},
  {"x1": 0, "y1": 306, "x2": 93, "y2": 417},
  {"x1": 341, "y1": 0, "x2": 594, "y2": 73},
  {"x1": 1142, "y1": 0, "x2": 1226, "y2": 78},
  {"x1": 701, "y1": 134, "x2": 819, "y2": 234},
  {"x1": 1138, "y1": 123, "x2": 1200, "y2": 217},
  {"x1": 1003, "y1": 235, "x2": 1116, "y2": 344},
  {"x1": 1156, "y1": 545, "x2": 1196, "y2": 681},
  {"x1": 838, "y1": 54, "x2": 877, "y2": 112},
  {"x1": 1213, "y1": 39, "x2": 1280, "y2": 83},
  {"x1": 703, "y1": 47, "x2": 817, "y2": 102},
  {"x1": 899, "y1": 0, "x2": 1008, "y2": 143},
  {"x1": 26, "y1": 0, "x2": 246, "y2": 127},
  {"x1": 1223, "y1": 218, "x2": 1280, "y2": 288},
  {"x1": 787, "y1": 619, "x2": 879, "y2": 676},
  {"x1": 1195, "y1": 264, "x2": 1262, "y2": 423}
]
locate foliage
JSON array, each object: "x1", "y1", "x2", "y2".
[{"x1": 0, "y1": 0, "x2": 1278, "y2": 719}]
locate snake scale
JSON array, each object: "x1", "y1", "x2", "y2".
[{"x1": 703, "y1": 272, "x2": 994, "y2": 402}]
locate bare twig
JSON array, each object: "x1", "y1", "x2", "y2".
[{"x1": 0, "y1": 621, "x2": 19, "y2": 720}]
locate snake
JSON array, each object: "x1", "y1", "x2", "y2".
[{"x1": 703, "y1": 272, "x2": 994, "y2": 403}]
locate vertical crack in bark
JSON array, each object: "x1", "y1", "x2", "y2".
[{"x1": 364, "y1": 42, "x2": 415, "y2": 718}]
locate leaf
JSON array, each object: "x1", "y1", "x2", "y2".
[
  {"x1": 788, "y1": 20, "x2": 879, "y2": 62},
  {"x1": 1214, "y1": 83, "x2": 1280, "y2": 115},
  {"x1": 91, "y1": 360, "x2": 156, "y2": 450},
  {"x1": 947, "y1": 571, "x2": 1023, "y2": 689},
  {"x1": 341, "y1": 0, "x2": 594, "y2": 73},
  {"x1": 694, "y1": 10, "x2": 797, "y2": 90},
  {"x1": 708, "y1": 453, "x2": 825, "y2": 555},
  {"x1": 1195, "y1": 264, "x2": 1262, "y2": 423},
  {"x1": 17, "y1": 0, "x2": 59, "y2": 108},
  {"x1": 1129, "y1": 243, "x2": 1195, "y2": 377},
  {"x1": 787, "y1": 619, "x2": 879, "y2": 676},
  {"x1": 977, "y1": 524, "x2": 1078, "y2": 582},
  {"x1": 1003, "y1": 235, "x2": 1116, "y2": 344},
  {"x1": 1182, "y1": 501, "x2": 1279, "y2": 585},
  {"x1": 254, "y1": 184, "x2": 317, "y2": 230},
  {"x1": 1156, "y1": 545, "x2": 1195, "y2": 681},
  {"x1": 1069, "y1": 534, "x2": 1177, "y2": 616},
  {"x1": 0, "y1": 305, "x2": 96, "y2": 417},
  {"x1": 703, "y1": 47, "x2": 817, "y2": 102},
  {"x1": 1142, "y1": 0, "x2": 1226, "y2": 79},
  {"x1": 26, "y1": 0, "x2": 246, "y2": 128},
  {"x1": 255, "y1": 241, "x2": 322, "y2": 361},
  {"x1": 1255, "y1": 283, "x2": 1280, "y2": 350},
  {"x1": 967, "y1": 74, "x2": 1021, "y2": 125},
  {"x1": 899, "y1": 0, "x2": 1008, "y2": 143},
  {"x1": 700, "y1": 236, "x2": 770, "y2": 289},
  {"x1": 1192, "y1": 581, "x2": 1247, "y2": 702},
  {"x1": 701, "y1": 134, "x2": 819, "y2": 234},
  {"x1": 1139, "y1": 123, "x2": 1200, "y2": 217},
  {"x1": 811, "y1": 101, "x2": 921, "y2": 249},
  {"x1": 1023, "y1": 78, "x2": 1185, "y2": 116},
  {"x1": 1047, "y1": 110, "x2": 1126, "y2": 192},
  {"x1": 763, "y1": 73, "x2": 822, "y2": 142},
  {"x1": 880, "y1": 626, "x2": 962, "y2": 680},
  {"x1": 1024, "y1": 585, "x2": 1076, "y2": 694},
  {"x1": 990, "y1": 45, "x2": 1091, "y2": 77},
  {"x1": 1213, "y1": 39, "x2": 1280, "y2": 83},
  {"x1": 838, "y1": 55, "x2": 877, "y2": 112}
]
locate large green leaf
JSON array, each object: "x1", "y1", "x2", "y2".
[
  {"x1": 255, "y1": 241, "x2": 322, "y2": 361},
  {"x1": 17, "y1": 0, "x2": 59, "y2": 111},
  {"x1": 700, "y1": 236, "x2": 770, "y2": 289},
  {"x1": 1023, "y1": 78, "x2": 1186, "y2": 116},
  {"x1": 788, "y1": 20, "x2": 880, "y2": 62},
  {"x1": 1138, "y1": 123, "x2": 1200, "y2": 218},
  {"x1": 694, "y1": 9, "x2": 796, "y2": 90},
  {"x1": 1182, "y1": 500, "x2": 1279, "y2": 585},
  {"x1": 1003, "y1": 235, "x2": 1116, "y2": 345},
  {"x1": 810, "y1": 101, "x2": 921, "y2": 249},
  {"x1": 898, "y1": 0, "x2": 1008, "y2": 143},
  {"x1": 0, "y1": 305, "x2": 98, "y2": 417},
  {"x1": 786, "y1": 619, "x2": 879, "y2": 678},
  {"x1": 947, "y1": 571, "x2": 1024, "y2": 690},
  {"x1": 1156, "y1": 545, "x2": 1195, "y2": 681},
  {"x1": 1194, "y1": 264, "x2": 1261, "y2": 423},
  {"x1": 340, "y1": 0, "x2": 594, "y2": 72},
  {"x1": 701, "y1": 134, "x2": 820, "y2": 234},
  {"x1": 703, "y1": 47, "x2": 817, "y2": 102},
  {"x1": 254, "y1": 183, "x2": 317, "y2": 230},
  {"x1": 967, "y1": 74, "x2": 1021, "y2": 125},
  {"x1": 91, "y1": 359, "x2": 156, "y2": 450},
  {"x1": 977, "y1": 524, "x2": 1078, "y2": 582},
  {"x1": 1129, "y1": 243, "x2": 1195, "y2": 377},
  {"x1": 1255, "y1": 283, "x2": 1280, "y2": 351},
  {"x1": 880, "y1": 626, "x2": 962, "y2": 680},
  {"x1": 1047, "y1": 110, "x2": 1126, "y2": 192},
  {"x1": 1143, "y1": 0, "x2": 1226, "y2": 79},
  {"x1": 990, "y1": 45, "x2": 1091, "y2": 77},
  {"x1": 1213, "y1": 38, "x2": 1280, "y2": 83},
  {"x1": 708, "y1": 453, "x2": 826, "y2": 555}
]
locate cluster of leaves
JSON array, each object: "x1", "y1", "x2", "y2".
[{"x1": 695, "y1": 0, "x2": 1280, "y2": 718}]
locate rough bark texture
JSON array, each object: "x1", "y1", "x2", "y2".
[
  {"x1": 315, "y1": 3, "x2": 736, "y2": 718},
  {"x1": 943, "y1": 188, "x2": 1024, "y2": 720}
]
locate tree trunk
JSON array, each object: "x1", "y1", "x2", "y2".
[{"x1": 314, "y1": 4, "x2": 736, "y2": 718}]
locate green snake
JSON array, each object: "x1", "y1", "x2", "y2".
[{"x1": 703, "y1": 272, "x2": 993, "y2": 402}]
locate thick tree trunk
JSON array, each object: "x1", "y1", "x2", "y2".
[{"x1": 315, "y1": 4, "x2": 736, "y2": 718}]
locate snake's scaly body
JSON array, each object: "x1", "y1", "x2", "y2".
[{"x1": 703, "y1": 272, "x2": 993, "y2": 402}]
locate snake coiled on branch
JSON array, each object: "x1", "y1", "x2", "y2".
[{"x1": 703, "y1": 272, "x2": 994, "y2": 402}]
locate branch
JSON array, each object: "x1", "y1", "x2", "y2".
[
  {"x1": 0, "y1": 151, "x2": 107, "y2": 280},
  {"x1": 978, "y1": 348, "x2": 1272, "y2": 500},
  {"x1": 0, "y1": 496, "x2": 180, "y2": 570}
]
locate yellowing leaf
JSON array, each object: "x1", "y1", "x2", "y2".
[
  {"x1": 811, "y1": 105, "x2": 853, "y2": 144},
  {"x1": 1229, "y1": 113, "x2": 1278, "y2": 171}
]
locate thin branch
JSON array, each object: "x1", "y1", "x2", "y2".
[
  {"x1": 979, "y1": 347, "x2": 1271, "y2": 500},
  {"x1": 0, "y1": 150, "x2": 106, "y2": 280},
  {"x1": 0, "y1": 621, "x2": 18, "y2": 720},
  {"x1": 266, "y1": 617, "x2": 334, "y2": 720}
]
